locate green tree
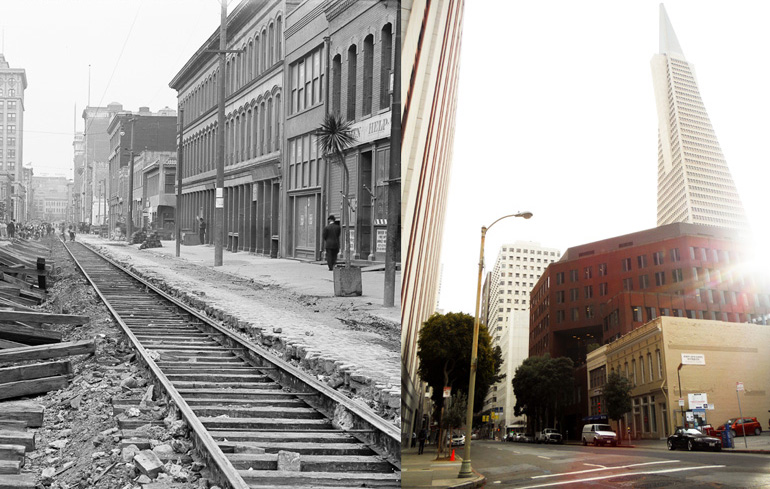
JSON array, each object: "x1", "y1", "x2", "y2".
[
  {"x1": 417, "y1": 312, "x2": 502, "y2": 456},
  {"x1": 603, "y1": 371, "x2": 632, "y2": 443},
  {"x1": 512, "y1": 354, "x2": 574, "y2": 433},
  {"x1": 316, "y1": 112, "x2": 357, "y2": 267}
]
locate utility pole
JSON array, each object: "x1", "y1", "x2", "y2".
[
  {"x1": 214, "y1": 0, "x2": 227, "y2": 266},
  {"x1": 176, "y1": 108, "x2": 184, "y2": 258},
  {"x1": 384, "y1": 5, "x2": 401, "y2": 307}
]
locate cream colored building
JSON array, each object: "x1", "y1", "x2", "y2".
[
  {"x1": 401, "y1": 0, "x2": 465, "y2": 446},
  {"x1": 651, "y1": 5, "x2": 750, "y2": 233},
  {"x1": 589, "y1": 316, "x2": 770, "y2": 439}
]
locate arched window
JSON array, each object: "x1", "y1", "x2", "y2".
[
  {"x1": 254, "y1": 35, "x2": 260, "y2": 76},
  {"x1": 266, "y1": 98, "x2": 273, "y2": 153},
  {"x1": 274, "y1": 93, "x2": 281, "y2": 150},
  {"x1": 248, "y1": 41, "x2": 254, "y2": 80},
  {"x1": 260, "y1": 101, "x2": 266, "y2": 155},
  {"x1": 252, "y1": 104, "x2": 259, "y2": 156},
  {"x1": 362, "y1": 34, "x2": 374, "y2": 115},
  {"x1": 347, "y1": 45, "x2": 357, "y2": 121},
  {"x1": 245, "y1": 108, "x2": 252, "y2": 159},
  {"x1": 269, "y1": 23, "x2": 275, "y2": 67},
  {"x1": 262, "y1": 28, "x2": 268, "y2": 71},
  {"x1": 332, "y1": 54, "x2": 342, "y2": 115},
  {"x1": 276, "y1": 16, "x2": 282, "y2": 61}
]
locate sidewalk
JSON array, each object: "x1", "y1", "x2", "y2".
[
  {"x1": 75, "y1": 235, "x2": 401, "y2": 420},
  {"x1": 402, "y1": 447, "x2": 486, "y2": 489}
]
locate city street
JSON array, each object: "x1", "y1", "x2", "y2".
[{"x1": 469, "y1": 439, "x2": 770, "y2": 488}]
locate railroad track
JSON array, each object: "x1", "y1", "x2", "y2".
[{"x1": 63, "y1": 240, "x2": 401, "y2": 488}]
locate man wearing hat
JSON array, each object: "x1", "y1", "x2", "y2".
[{"x1": 322, "y1": 215, "x2": 341, "y2": 271}]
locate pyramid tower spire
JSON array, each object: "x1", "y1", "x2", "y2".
[{"x1": 659, "y1": 4, "x2": 684, "y2": 58}]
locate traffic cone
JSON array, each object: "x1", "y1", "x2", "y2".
[{"x1": 450, "y1": 449, "x2": 455, "y2": 461}]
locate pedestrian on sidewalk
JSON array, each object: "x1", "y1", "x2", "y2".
[
  {"x1": 322, "y1": 215, "x2": 341, "y2": 271},
  {"x1": 198, "y1": 217, "x2": 206, "y2": 245},
  {"x1": 68, "y1": 225, "x2": 76, "y2": 242},
  {"x1": 6, "y1": 219, "x2": 15, "y2": 239},
  {"x1": 418, "y1": 428, "x2": 427, "y2": 454}
]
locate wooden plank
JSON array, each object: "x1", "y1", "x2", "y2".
[
  {"x1": 0, "y1": 401, "x2": 44, "y2": 427},
  {"x1": 0, "y1": 339, "x2": 27, "y2": 350},
  {"x1": 0, "y1": 298, "x2": 35, "y2": 312},
  {"x1": 0, "y1": 430, "x2": 34, "y2": 451},
  {"x1": 37, "y1": 258, "x2": 46, "y2": 290},
  {"x1": 0, "y1": 266, "x2": 48, "y2": 277},
  {"x1": 0, "y1": 323, "x2": 62, "y2": 346},
  {"x1": 0, "y1": 459, "x2": 21, "y2": 474},
  {"x1": 0, "y1": 339, "x2": 95, "y2": 363},
  {"x1": 0, "y1": 291, "x2": 39, "y2": 308},
  {"x1": 0, "y1": 444, "x2": 25, "y2": 464},
  {"x1": 0, "y1": 474, "x2": 35, "y2": 489},
  {"x1": 0, "y1": 375, "x2": 70, "y2": 401},
  {"x1": 0, "y1": 311, "x2": 88, "y2": 325},
  {"x1": 0, "y1": 420, "x2": 26, "y2": 431},
  {"x1": 0, "y1": 361, "x2": 71, "y2": 384}
]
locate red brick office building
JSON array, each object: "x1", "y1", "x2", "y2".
[{"x1": 529, "y1": 222, "x2": 770, "y2": 435}]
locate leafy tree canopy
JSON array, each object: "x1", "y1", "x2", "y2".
[
  {"x1": 417, "y1": 312, "x2": 503, "y2": 412},
  {"x1": 512, "y1": 354, "x2": 574, "y2": 431},
  {"x1": 603, "y1": 371, "x2": 632, "y2": 421}
]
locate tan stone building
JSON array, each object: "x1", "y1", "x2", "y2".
[{"x1": 588, "y1": 316, "x2": 770, "y2": 440}]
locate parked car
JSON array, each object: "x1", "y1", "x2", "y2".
[
  {"x1": 716, "y1": 417, "x2": 762, "y2": 437},
  {"x1": 581, "y1": 424, "x2": 617, "y2": 446},
  {"x1": 536, "y1": 428, "x2": 564, "y2": 444},
  {"x1": 667, "y1": 427, "x2": 721, "y2": 451},
  {"x1": 450, "y1": 433, "x2": 465, "y2": 447},
  {"x1": 519, "y1": 433, "x2": 535, "y2": 443}
]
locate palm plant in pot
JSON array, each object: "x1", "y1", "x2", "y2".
[{"x1": 317, "y1": 112, "x2": 362, "y2": 296}]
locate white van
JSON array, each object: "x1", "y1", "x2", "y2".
[{"x1": 582, "y1": 424, "x2": 617, "y2": 446}]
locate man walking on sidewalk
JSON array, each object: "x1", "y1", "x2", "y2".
[
  {"x1": 322, "y1": 215, "x2": 341, "y2": 271},
  {"x1": 6, "y1": 219, "x2": 15, "y2": 239},
  {"x1": 418, "y1": 428, "x2": 427, "y2": 454},
  {"x1": 198, "y1": 217, "x2": 206, "y2": 245}
]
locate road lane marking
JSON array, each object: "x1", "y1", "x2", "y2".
[
  {"x1": 532, "y1": 460, "x2": 678, "y2": 479},
  {"x1": 520, "y1": 464, "x2": 725, "y2": 488},
  {"x1": 583, "y1": 463, "x2": 605, "y2": 468},
  {"x1": 537, "y1": 456, "x2": 551, "y2": 459}
]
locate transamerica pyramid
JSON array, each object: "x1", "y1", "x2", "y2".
[{"x1": 651, "y1": 4, "x2": 751, "y2": 234}]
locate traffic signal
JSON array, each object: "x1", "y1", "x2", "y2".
[{"x1": 598, "y1": 401, "x2": 601, "y2": 414}]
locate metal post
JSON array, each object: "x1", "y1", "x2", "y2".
[
  {"x1": 214, "y1": 0, "x2": 227, "y2": 267},
  {"x1": 458, "y1": 226, "x2": 486, "y2": 478},
  {"x1": 384, "y1": 5, "x2": 401, "y2": 307},
  {"x1": 176, "y1": 108, "x2": 184, "y2": 257},
  {"x1": 127, "y1": 118, "x2": 136, "y2": 240},
  {"x1": 103, "y1": 179, "x2": 107, "y2": 234},
  {"x1": 736, "y1": 386, "x2": 747, "y2": 448},
  {"x1": 677, "y1": 364, "x2": 684, "y2": 428}
]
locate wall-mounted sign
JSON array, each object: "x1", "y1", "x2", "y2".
[
  {"x1": 681, "y1": 353, "x2": 706, "y2": 365},
  {"x1": 350, "y1": 110, "x2": 391, "y2": 145},
  {"x1": 688, "y1": 393, "x2": 708, "y2": 410},
  {"x1": 376, "y1": 229, "x2": 387, "y2": 253}
]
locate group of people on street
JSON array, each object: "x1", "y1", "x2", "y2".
[{"x1": 6, "y1": 220, "x2": 58, "y2": 240}]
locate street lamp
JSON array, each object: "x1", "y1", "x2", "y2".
[{"x1": 458, "y1": 211, "x2": 532, "y2": 479}]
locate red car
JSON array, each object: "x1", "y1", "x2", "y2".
[{"x1": 716, "y1": 417, "x2": 762, "y2": 437}]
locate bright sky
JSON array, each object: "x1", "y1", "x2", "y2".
[
  {"x1": 438, "y1": 1, "x2": 770, "y2": 315},
  {"x1": 1, "y1": 0, "x2": 229, "y2": 177}
]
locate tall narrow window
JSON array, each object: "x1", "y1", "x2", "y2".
[
  {"x1": 269, "y1": 23, "x2": 275, "y2": 67},
  {"x1": 276, "y1": 16, "x2": 282, "y2": 61},
  {"x1": 347, "y1": 45, "x2": 357, "y2": 120},
  {"x1": 362, "y1": 35, "x2": 374, "y2": 115},
  {"x1": 332, "y1": 55, "x2": 342, "y2": 115},
  {"x1": 380, "y1": 24, "x2": 393, "y2": 110}
]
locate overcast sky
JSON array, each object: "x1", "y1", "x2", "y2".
[
  {"x1": 438, "y1": 1, "x2": 770, "y2": 315},
  {"x1": 2, "y1": 0, "x2": 228, "y2": 176}
]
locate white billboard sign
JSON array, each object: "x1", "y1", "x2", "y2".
[
  {"x1": 681, "y1": 353, "x2": 706, "y2": 365},
  {"x1": 688, "y1": 393, "x2": 708, "y2": 410}
]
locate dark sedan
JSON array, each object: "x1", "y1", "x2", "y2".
[{"x1": 667, "y1": 428, "x2": 721, "y2": 452}]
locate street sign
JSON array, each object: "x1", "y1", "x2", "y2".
[
  {"x1": 681, "y1": 353, "x2": 706, "y2": 365},
  {"x1": 443, "y1": 387, "x2": 451, "y2": 398},
  {"x1": 736, "y1": 382, "x2": 744, "y2": 391},
  {"x1": 688, "y1": 393, "x2": 708, "y2": 410},
  {"x1": 678, "y1": 398, "x2": 685, "y2": 407},
  {"x1": 707, "y1": 404, "x2": 715, "y2": 410}
]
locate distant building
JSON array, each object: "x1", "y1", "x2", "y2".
[
  {"x1": 81, "y1": 103, "x2": 124, "y2": 225},
  {"x1": 137, "y1": 151, "x2": 177, "y2": 234},
  {"x1": 0, "y1": 53, "x2": 28, "y2": 221},
  {"x1": 587, "y1": 316, "x2": 770, "y2": 440},
  {"x1": 482, "y1": 242, "x2": 561, "y2": 431},
  {"x1": 529, "y1": 222, "x2": 770, "y2": 436},
  {"x1": 652, "y1": 5, "x2": 749, "y2": 233},
  {"x1": 106, "y1": 107, "x2": 177, "y2": 234},
  {"x1": 72, "y1": 132, "x2": 85, "y2": 223},
  {"x1": 31, "y1": 176, "x2": 70, "y2": 222},
  {"x1": 401, "y1": 0, "x2": 465, "y2": 447}
]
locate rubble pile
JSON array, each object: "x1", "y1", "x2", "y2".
[
  {"x1": 0, "y1": 239, "x2": 214, "y2": 488},
  {"x1": 139, "y1": 232, "x2": 162, "y2": 250}
]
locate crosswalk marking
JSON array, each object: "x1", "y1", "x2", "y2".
[
  {"x1": 520, "y1": 464, "x2": 726, "y2": 488},
  {"x1": 532, "y1": 459, "x2": 677, "y2": 479}
]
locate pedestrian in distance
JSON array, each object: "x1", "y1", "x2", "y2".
[
  {"x1": 418, "y1": 428, "x2": 427, "y2": 454},
  {"x1": 68, "y1": 225, "x2": 75, "y2": 242},
  {"x1": 198, "y1": 217, "x2": 206, "y2": 245},
  {"x1": 322, "y1": 215, "x2": 341, "y2": 271},
  {"x1": 6, "y1": 219, "x2": 15, "y2": 239}
]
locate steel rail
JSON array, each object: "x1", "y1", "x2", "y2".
[
  {"x1": 64, "y1": 240, "x2": 400, "y2": 480},
  {"x1": 62, "y1": 241, "x2": 251, "y2": 489}
]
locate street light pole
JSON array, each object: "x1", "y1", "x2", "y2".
[
  {"x1": 214, "y1": 0, "x2": 227, "y2": 267},
  {"x1": 677, "y1": 363, "x2": 684, "y2": 428},
  {"x1": 458, "y1": 211, "x2": 532, "y2": 479},
  {"x1": 127, "y1": 117, "x2": 136, "y2": 240}
]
